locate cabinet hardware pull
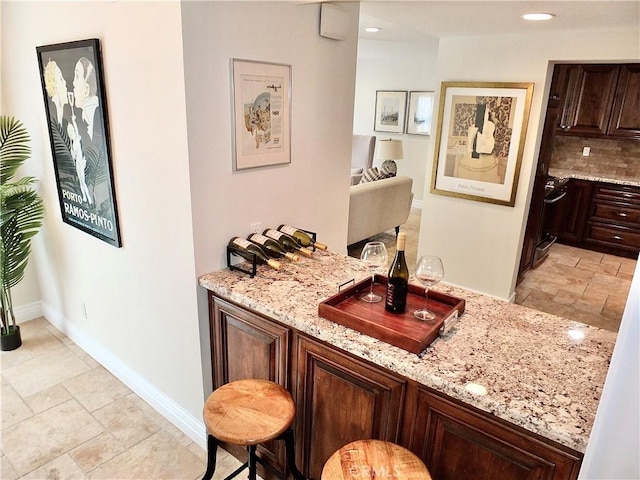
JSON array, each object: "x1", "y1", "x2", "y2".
[
  {"x1": 613, "y1": 235, "x2": 623, "y2": 240},
  {"x1": 619, "y1": 213, "x2": 628, "y2": 217}
]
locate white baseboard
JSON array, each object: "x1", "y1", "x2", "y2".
[
  {"x1": 40, "y1": 303, "x2": 207, "y2": 449},
  {"x1": 14, "y1": 301, "x2": 43, "y2": 324}
]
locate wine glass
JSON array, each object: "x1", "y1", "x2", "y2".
[
  {"x1": 414, "y1": 256, "x2": 444, "y2": 320},
  {"x1": 360, "y1": 242, "x2": 388, "y2": 303}
]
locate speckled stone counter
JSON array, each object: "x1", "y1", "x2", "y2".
[
  {"x1": 549, "y1": 167, "x2": 640, "y2": 187},
  {"x1": 199, "y1": 251, "x2": 617, "y2": 453}
]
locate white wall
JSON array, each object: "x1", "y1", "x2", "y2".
[
  {"x1": 353, "y1": 37, "x2": 440, "y2": 203},
  {"x1": 580, "y1": 256, "x2": 640, "y2": 478},
  {"x1": 181, "y1": 0, "x2": 360, "y2": 394},
  {"x1": 2, "y1": 0, "x2": 359, "y2": 447},
  {"x1": 421, "y1": 29, "x2": 640, "y2": 300},
  {"x1": 2, "y1": 0, "x2": 206, "y2": 438}
]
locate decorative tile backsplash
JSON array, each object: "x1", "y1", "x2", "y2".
[{"x1": 550, "y1": 136, "x2": 640, "y2": 181}]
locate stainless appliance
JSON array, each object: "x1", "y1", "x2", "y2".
[{"x1": 533, "y1": 176, "x2": 570, "y2": 267}]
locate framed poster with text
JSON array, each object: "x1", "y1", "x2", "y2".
[{"x1": 36, "y1": 38, "x2": 121, "y2": 247}]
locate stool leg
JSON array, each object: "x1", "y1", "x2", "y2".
[
  {"x1": 202, "y1": 435, "x2": 218, "y2": 480},
  {"x1": 281, "y1": 429, "x2": 307, "y2": 480},
  {"x1": 248, "y1": 445, "x2": 258, "y2": 480}
]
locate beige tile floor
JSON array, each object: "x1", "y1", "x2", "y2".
[
  {"x1": 515, "y1": 243, "x2": 636, "y2": 332},
  {"x1": 1, "y1": 318, "x2": 249, "y2": 480}
]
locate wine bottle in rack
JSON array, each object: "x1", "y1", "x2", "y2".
[
  {"x1": 277, "y1": 225, "x2": 328, "y2": 251},
  {"x1": 385, "y1": 232, "x2": 409, "y2": 313},
  {"x1": 228, "y1": 237, "x2": 281, "y2": 270},
  {"x1": 263, "y1": 229, "x2": 313, "y2": 258},
  {"x1": 248, "y1": 233, "x2": 300, "y2": 262}
]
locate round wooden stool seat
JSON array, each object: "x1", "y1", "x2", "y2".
[
  {"x1": 321, "y1": 439, "x2": 432, "y2": 480},
  {"x1": 203, "y1": 378, "x2": 295, "y2": 446}
]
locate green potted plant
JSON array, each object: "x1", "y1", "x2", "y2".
[{"x1": 1, "y1": 116, "x2": 45, "y2": 351}]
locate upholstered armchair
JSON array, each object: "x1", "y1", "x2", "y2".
[{"x1": 350, "y1": 135, "x2": 376, "y2": 185}]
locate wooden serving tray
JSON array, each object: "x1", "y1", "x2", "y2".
[{"x1": 318, "y1": 275, "x2": 465, "y2": 354}]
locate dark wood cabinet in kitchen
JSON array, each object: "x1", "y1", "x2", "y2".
[
  {"x1": 557, "y1": 180, "x2": 640, "y2": 258},
  {"x1": 556, "y1": 63, "x2": 640, "y2": 140},
  {"x1": 401, "y1": 386, "x2": 582, "y2": 480},
  {"x1": 608, "y1": 63, "x2": 640, "y2": 140},
  {"x1": 292, "y1": 335, "x2": 406, "y2": 480},
  {"x1": 585, "y1": 183, "x2": 640, "y2": 254},
  {"x1": 558, "y1": 179, "x2": 593, "y2": 244}
]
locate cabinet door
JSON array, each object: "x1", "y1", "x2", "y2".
[
  {"x1": 608, "y1": 63, "x2": 640, "y2": 139},
  {"x1": 403, "y1": 387, "x2": 582, "y2": 480},
  {"x1": 293, "y1": 335, "x2": 406, "y2": 480},
  {"x1": 558, "y1": 179, "x2": 593, "y2": 244},
  {"x1": 558, "y1": 64, "x2": 619, "y2": 137},
  {"x1": 209, "y1": 295, "x2": 291, "y2": 478},
  {"x1": 210, "y1": 295, "x2": 289, "y2": 388}
]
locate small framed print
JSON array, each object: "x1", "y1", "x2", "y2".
[
  {"x1": 406, "y1": 91, "x2": 435, "y2": 136},
  {"x1": 374, "y1": 90, "x2": 407, "y2": 134},
  {"x1": 231, "y1": 59, "x2": 291, "y2": 171}
]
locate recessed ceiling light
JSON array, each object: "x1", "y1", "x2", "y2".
[
  {"x1": 365, "y1": 27, "x2": 382, "y2": 33},
  {"x1": 522, "y1": 13, "x2": 555, "y2": 21}
]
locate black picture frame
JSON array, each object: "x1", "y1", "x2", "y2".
[{"x1": 36, "y1": 38, "x2": 121, "y2": 247}]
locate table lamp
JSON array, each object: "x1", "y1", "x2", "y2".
[{"x1": 376, "y1": 139, "x2": 403, "y2": 174}]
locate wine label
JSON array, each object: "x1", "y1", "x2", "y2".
[
  {"x1": 280, "y1": 225, "x2": 297, "y2": 235},
  {"x1": 264, "y1": 229, "x2": 283, "y2": 241},
  {"x1": 232, "y1": 238, "x2": 252, "y2": 249},
  {"x1": 249, "y1": 234, "x2": 269, "y2": 245}
]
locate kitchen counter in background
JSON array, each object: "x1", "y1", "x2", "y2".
[
  {"x1": 198, "y1": 251, "x2": 616, "y2": 454},
  {"x1": 549, "y1": 167, "x2": 640, "y2": 187}
]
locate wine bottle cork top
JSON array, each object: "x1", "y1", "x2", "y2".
[
  {"x1": 397, "y1": 232, "x2": 406, "y2": 251},
  {"x1": 267, "y1": 259, "x2": 282, "y2": 270}
]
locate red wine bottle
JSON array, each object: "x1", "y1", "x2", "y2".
[
  {"x1": 228, "y1": 237, "x2": 281, "y2": 270},
  {"x1": 263, "y1": 229, "x2": 313, "y2": 258},
  {"x1": 277, "y1": 225, "x2": 328, "y2": 251},
  {"x1": 248, "y1": 233, "x2": 300, "y2": 262}
]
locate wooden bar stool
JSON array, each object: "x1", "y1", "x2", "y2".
[
  {"x1": 321, "y1": 439, "x2": 432, "y2": 480},
  {"x1": 202, "y1": 378, "x2": 307, "y2": 480}
]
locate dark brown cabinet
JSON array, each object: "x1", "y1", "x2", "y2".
[
  {"x1": 292, "y1": 335, "x2": 406, "y2": 480},
  {"x1": 609, "y1": 64, "x2": 640, "y2": 139},
  {"x1": 402, "y1": 386, "x2": 582, "y2": 480},
  {"x1": 207, "y1": 293, "x2": 583, "y2": 480},
  {"x1": 557, "y1": 180, "x2": 640, "y2": 258},
  {"x1": 585, "y1": 183, "x2": 640, "y2": 254},
  {"x1": 556, "y1": 64, "x2": 640, "y2": 140},
  {"x1": 558, "y1": 179, "x2": 593, "y2": 244}
]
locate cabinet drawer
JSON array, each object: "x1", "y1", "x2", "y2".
[
  {"x1": 585, "y1": 223, "x2": 640, "y2": 250},
  {"x1": 593, "y1": 184, "x2": 640, "y2": 205},
  {"x1": 591, "y1": 201, "x2": 640, "y2": 225}
]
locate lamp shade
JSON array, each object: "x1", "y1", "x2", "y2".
[{"x1": 376, "y1": 139, "x2": 403, "y2": 160}]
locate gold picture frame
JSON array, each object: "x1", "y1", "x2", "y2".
[{"x1": 430, "y1": 82, "x2": 534, "y2": 207}]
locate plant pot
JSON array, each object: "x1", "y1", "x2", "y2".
[{"x1": 1, "y1": 325, "x2": 22, "y2": 351}]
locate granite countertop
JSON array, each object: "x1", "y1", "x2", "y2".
[
  {"x1": 198, "y1": 251, "x2": 617, "y2": 453},
  {"x1": 549, "y1": 167, "x2": 640, "y2": 187}
]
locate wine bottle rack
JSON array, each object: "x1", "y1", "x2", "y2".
[
  {"x1": 226, "y1": 245, "x2": 258, "y2": 278},
  {"x1": 299, "y1": 228, "x2": 318, "y2": 251}
]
